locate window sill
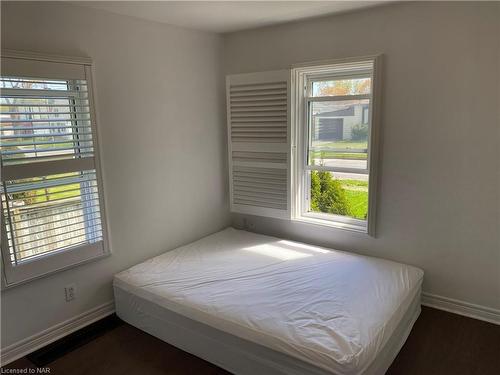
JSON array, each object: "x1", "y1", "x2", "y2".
[
  {"x1": 1, "y1": 243, "x2": 110, "y2": 290},
  {"x1": 292, "y1": 215, "x2": 369, "y2": 235}
]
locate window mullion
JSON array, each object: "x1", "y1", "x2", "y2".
[
  {"x1": 1, "y1": 158, "x2": 95, "y2": 181},
  {"x1": 304, "y1": 164, "x2": 368, "y2": 174}
]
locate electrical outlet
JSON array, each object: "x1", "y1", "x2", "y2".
[
  {"x1": 246, "y1": 219, "x2": 256, "y2": 231},
  {"x1": 242, "y1": 218, "x2": 255, "y2": 231},
  {"x1": 65, "y1": 283, "x2": 76, "y2": 302}
]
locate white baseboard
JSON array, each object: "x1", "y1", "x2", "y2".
[
  {"x1": 422, "y1": 292, "x2": 500, "y2": 325},
  {"x1": 0, "y1": 300, "x2": 115, "y2": 366}
]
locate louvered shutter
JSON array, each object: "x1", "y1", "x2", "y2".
[
  {"x1": 226, "y1": 70, "x2": 290, "y2": 219},
  {"x1": 0, "y1": 51, "x2": 110, "y2": 286}
]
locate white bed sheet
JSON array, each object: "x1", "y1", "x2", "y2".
[{"x1": 114, "y1": 228, "x2": 423, "y2": 375}]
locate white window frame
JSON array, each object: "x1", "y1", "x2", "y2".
[
  {"x1": 0, "y1": 49, "x2": 111, "y2": 288},
  {"x1": 291, "y1": 56, "x2": 382, "y2": 235}
]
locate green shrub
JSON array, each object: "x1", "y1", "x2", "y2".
[
  {"x1": 351, "y1": 123, "x2": 369, "y2": 141},
  {"x1": 310, "y1": 171, "x2": 351, "y2": 216}
]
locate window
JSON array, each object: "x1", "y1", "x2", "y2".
[
  {"x1": 292, "y1": 58, "x2": 380, "y2": 234},
  {"x1": 1, "y1": 51, "x2": 110, "y2": 286}
]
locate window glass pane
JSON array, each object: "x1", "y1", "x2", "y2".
[
  {"x1": 1, "y1": 170, "x2": 102, "y2": 264},
  {"x1": 308, "y1": 99, "x2": 369, "y2": 170},
  {"x1": 307, "y1": 170, "x2": 368, "y2": 220},
  {"x1": 312, "y1": 77, "x2": 371, "y2": 97},
  {"x1": 0, "y1": 77, "x2": 93, "y2": 165}
]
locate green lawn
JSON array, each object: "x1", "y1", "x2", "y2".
[
  {"x1": 339, "y1": 179, "x2": 368, "y2": 220},
  {"x1": 318, "y1": 140, "x2": 368, "y2": 150},
  {"x1": 14, "y1": 173, "x2": 83, "y2": 204},
  {"x1": 311, "y1": 140, "x2": 368, "y2": 160},
  {"x1": 341, "y1": 179, "x2": 369, "y2": 188},
  {"x1": 311, "y1": 151, "x2": 367, "y2": 160},
  {"x1": 30, "y1": 184, "x2": 80, "y2": 203},
  {"x1": 7, "y1": 144, "x2": 85, "y2": 204}
]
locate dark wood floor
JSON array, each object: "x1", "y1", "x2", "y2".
[{"x1": 4, "y1": 306, "x2": 500, "y2": 374}]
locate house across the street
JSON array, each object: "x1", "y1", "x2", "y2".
[{"x1": 311, "y1": 102, "x2": 369, "y2": 141}]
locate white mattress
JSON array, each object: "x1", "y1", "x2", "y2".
[{"x1": 114, "y1": 228, "x2": 423, "y2": 375}]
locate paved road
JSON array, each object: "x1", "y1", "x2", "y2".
[
  {"x1": 322, "y1": 158, "x2": 367, "y2": 169},
  {"x1": 313, "y1": 158, "x2": 368, "y2": 181}
]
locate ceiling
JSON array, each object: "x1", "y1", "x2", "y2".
[{"x1": 77, "y1": 1, "x2": 391, "y2": 34}]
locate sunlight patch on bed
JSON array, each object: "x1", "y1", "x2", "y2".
[
  {"x1": 242, "y1": 243, "x2": 313, "y2": 260},
  {"x1": 277, "y1": 240, "x2": 330, "y2": 254}
]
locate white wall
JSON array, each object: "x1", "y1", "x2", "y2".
[
  {"x1": 225, "y1": 2, "x2": 500, "y2": 311},
  {"x1": 1, "y1": 0, "x2": 499, "y2": 353},
  {"x1": 1, "y1": 2, "x2": 230, "y2": 348}
]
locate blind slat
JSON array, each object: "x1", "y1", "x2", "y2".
[
  {"x1": 2, "y1": 116, "x2": 90, "y2": 123},
  {"x1": 15, "y1": 221, "x2": 102, "y2": 247},
  {"x1": 1, "y1": 76, "x2": 95, "y2": 167},
  {"x1": 15, "y1": 230, "x2": 103, "y2": 256},
  {"x1": 6, "y1": 202, "x2": 101, "y2": 229},
  {"x1": 14, "y1": 221, "x2": 102, "y2": 248},
  {"x1": 2, "y1": 146, "x2": 94, "y2": 156},
  {"x1": 1, "y1": 125, "x2": 91, "y2": 131},
  {"x1": 1, "y1": 131, "x2": 93, "y2": 139},
  {"x1": 1, "y1": 169, "x2": 103, "y2": 264},
  {"x1": 4, "y1": 138, "x2": 93, "y2": 148}
]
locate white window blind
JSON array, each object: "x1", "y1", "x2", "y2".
[
  {"x1": 1, "y1": 51, "x2": 109, "y2": 286},
  {"x1": 1, "y1": 78, "x2": 93, "y2": 165},
  {"x1": 226, "y1": 70, "x2": 290, "y2": 219}
]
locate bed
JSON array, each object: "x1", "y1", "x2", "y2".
[{"x1": 114, "y1": 228, "x2": 423, "y2": 375}]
